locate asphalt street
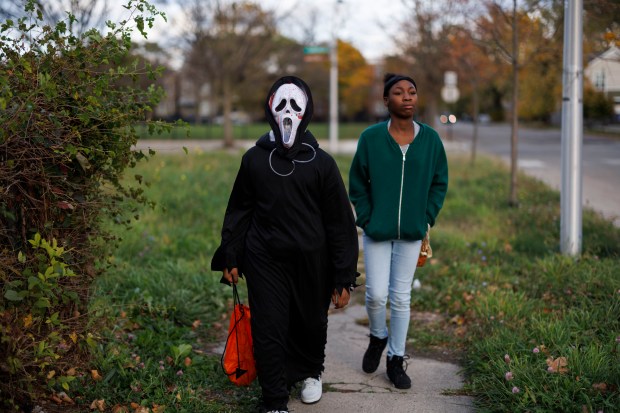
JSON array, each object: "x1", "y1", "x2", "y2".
[{"x1": 442, "y1": 122, "x2": 620, "y2": 226}]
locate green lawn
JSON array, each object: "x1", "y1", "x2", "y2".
[
  {"x1": 136, "y1": 122, "x2": 372, "y2": 140},
  {"x1": 69, "y1": 150, "x2": 618, "y2": 412}
]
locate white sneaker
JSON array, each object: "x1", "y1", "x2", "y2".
[{"x1": 300, "y1": 375, "x2": 322, "y2": 404}]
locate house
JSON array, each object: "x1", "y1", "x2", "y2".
[{"x1": 584, "y1": 45, "x2": 620, "y2": 119}]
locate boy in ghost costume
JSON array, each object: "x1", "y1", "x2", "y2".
[{"x1": 211, "y1": 76, "x2": 359, "y2": 412}]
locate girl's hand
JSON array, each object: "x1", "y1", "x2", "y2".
[
  {"x1": 223, "y1": 267, "x2": 239, "y2": 284},
  {"x1": 332, "y1": 288, "x2": 350, "y2": 309}
]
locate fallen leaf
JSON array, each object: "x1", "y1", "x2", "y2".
[
  {"x1": 130, "y1": 402, "x2": 140, "y2": 409},
  {"x1": 592, "y1": 382, "x2": 608, "y2": 393},
  {"x1": 91, "y1": 369, "x2": 103, "y2": 381},
  {"x1": 112, "y1": 405, "x2": 129, "y2": 413},
  {"x1": 546, "y1": 356, "x2": 569, "y2": 374},
  {"x1": 454, "y1": 326, "x2": 467, "y2": 337},
  {"x1": 176, "y1": 392, "x2": 181, "y2": 401},
  {"x1": 449, "y1": 315, "x2": 465, "y2": 326},
  {"x1": 462, "y1": 292, "x2": 475, "y2": 302},
  {"x1": 58, "y1": 392, "x2": 74, "y2": 404},
  {"x1": 135, "y1": 407, "x2": 150, "y2": 413},
  {"x1": 23, "y1": 314, "x2": 33, "y2": 328},
  {"x1": 69, "y1": 332, "x2": 78, "y2": 343},
  {"x1": 183, "y1": 357, "x2": 192, "y2": 367},
  {"x1": 504, "y1": 243, "x2": 513, "y2": 253},
  {"x1": 152, "y1": 404, "x2": 166, "y2": 413},
  {"x1": 191, "y1": 319, "x2": 201, "y2": 330},
  {"x1": 120, "y1": 311, "x2": 127, "y2": 318},
  {"x1": 90, "y1": 399, "x2": 105, "y2": 411},
  {"x1": 47, "y1": 370, "x2": 56, "y2": 380},
  {"x1": 66, "y1": 367, "x2": 77, "y2": 376},
  {"x1": 50, "y1": 394, "x2": 63, "y2": 404}
]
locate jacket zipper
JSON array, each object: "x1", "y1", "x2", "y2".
[{"x1": 397, "y1": 150, "x2": 406, "y2": 239}]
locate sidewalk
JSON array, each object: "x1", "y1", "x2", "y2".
[{"x1": 288, "y1": 303, "x2": 474, "y2": 413}]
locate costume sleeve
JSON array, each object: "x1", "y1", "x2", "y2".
[
  {"x1": 322, "y1": 158, "x2": 360, "y2": 291},
  {"x1": 348, "y1": 135, "x2": 372, "y2": 230},
  {"x1": 426, "y1": 139, "x2": 448, "y2": 227},
  {"x1": 211, "y1": 155, "x2": 255, "y2": 274}
]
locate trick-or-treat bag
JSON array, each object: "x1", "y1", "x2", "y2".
[{"x1": 221, "y1": 283, "x2": 257, "y2": 386}]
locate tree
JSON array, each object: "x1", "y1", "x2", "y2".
[
  {"x1": 391, "y1": 0, "x2": 467, "y2": 127},
  {"x1": 0, "y1": 1, "x2": 167, "y2": 408},
  {"x1": 447, "y1": 26, "x2": 499, "y2": 164},
  {"x1": 337, "y1": 40, "x2": 374, "y2": 121},
  {"x1": 0, "y1": 0, "x2": 111, "y2": 34},
  {"x1": 475, "y1": 0, "x2": 558, "y2": 206},
  {"x1": 181, "y1": 0, "x2": 279, "y2": 147}
]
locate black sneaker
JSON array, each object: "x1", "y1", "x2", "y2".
[
  {"x1": 386, "y1": 355, "x2": 411, "y2": 389},
  {"x1": 362, "y1": 334, "x2": 388, "y2": 373}
]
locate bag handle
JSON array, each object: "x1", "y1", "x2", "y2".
[{"x1": 220, "y1": 283, "x2": 249, "y2": 378}]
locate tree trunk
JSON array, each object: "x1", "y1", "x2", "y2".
[
  {"x1": 509, "y1": 0, "x2": 519, "y2": 207},
  {"x1": 193, "y1": 82, "x2": 203, "y2": 125},
  {"x1": 471, "y1": 77, "x2": 480, "y2": 165},
  {"x1": 222, "y1": 77, "x2": 234, "y2": 148}
]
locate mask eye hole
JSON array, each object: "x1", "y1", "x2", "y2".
[
  {"x1": 290, "y1": 99, "x2": 302, "y2": 112},
  {"x1": 274, "y1": 99, "x2": 287, "y2": 112}
]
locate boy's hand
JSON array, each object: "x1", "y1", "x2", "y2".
[
  {"x1": 223, "y1": 267, "x2": 239, "y2": 284},
  {"x1": 332, "y1": 288, "x2": 350, "y2": 309}
]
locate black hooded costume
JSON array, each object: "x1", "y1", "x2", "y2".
[{"x1": 211, "y1": 76, "x2": 359, "y2": 411}]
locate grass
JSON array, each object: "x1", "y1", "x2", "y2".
[
  {"x1": 57, "y1": 149, "x2": 618, "y2": 412},
  {"x1": 410, "y1": 156, "x2": 620, "y2": 412},
  {"x1": 137, "y1": 122, "x2": 372, "y2": 141}
]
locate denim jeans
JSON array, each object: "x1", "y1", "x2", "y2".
[{"x1": 363, "y1": 233, "x2": 421, "y2": 358}]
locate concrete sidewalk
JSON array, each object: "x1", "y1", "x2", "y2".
[{"x1": 287, "y1": 303, "x2": 474, "y2": 413}]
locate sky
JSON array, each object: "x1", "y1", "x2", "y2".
[{"x1": 144, "y1": 0, "x2": 408, "y2": 65}]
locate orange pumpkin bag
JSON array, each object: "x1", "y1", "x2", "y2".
[{"x1": 221, "y1": 283, "x2": 257, "y2": 386}]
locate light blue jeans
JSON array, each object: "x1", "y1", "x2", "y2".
[{"x1": 363, "y1": 233, "x2": 422, "y2": 358}]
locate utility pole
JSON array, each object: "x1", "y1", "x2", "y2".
[
  {"x1": 329, "y1": 0, "x2": 342, "y2": 153},
  {"x1": 560, "y1": 0, "x2": 583, "y2": 256}
]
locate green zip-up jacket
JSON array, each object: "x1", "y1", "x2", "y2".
[{"x1": 348, "y1": 120, "x2": 448, "y2": 241}]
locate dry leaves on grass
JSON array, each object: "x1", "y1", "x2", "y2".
[
  {"x1": 91, "y1": 369, "x2": 103, "y2": 381},
  {"x1": 90, "y1": 399, "x2": 105, "y2": 411},
  {"x1": 546, "y1": 356, "x2": 569, "y2": 374}
]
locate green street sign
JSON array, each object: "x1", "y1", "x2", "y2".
[{"x1": 303, "y1": 46, "x2": 330, "y2": 54}]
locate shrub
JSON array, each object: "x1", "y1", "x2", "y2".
[{"x1": 0, "y1": 0, "x2": 168, "y2": 409}]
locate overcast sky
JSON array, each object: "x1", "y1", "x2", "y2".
[{"x1": 145, "y1": 0, "x2": 407, "y2": 64}]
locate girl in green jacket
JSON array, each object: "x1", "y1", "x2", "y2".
[{"x1": 349, "y1": 73, "x2": 448, "y2": 389}]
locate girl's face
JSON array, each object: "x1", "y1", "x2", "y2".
[{"x1": 384, "y1": 80, "x2": 417, "y2": 119}]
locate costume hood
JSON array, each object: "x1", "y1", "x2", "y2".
[{"x1": 265, "y1": 76, "x2": 314, "y2": 160}]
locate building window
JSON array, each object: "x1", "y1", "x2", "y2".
[{"x1": 594, "y1": 70, "x2": 605, "y2": 90}]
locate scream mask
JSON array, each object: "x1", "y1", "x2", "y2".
[{"x1": 269, "y1": 83, "x2": 307, "y2": 148}]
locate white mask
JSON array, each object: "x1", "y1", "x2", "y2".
[{"x1": 270, "y1": 84, "x2": 307, "y2": 148}]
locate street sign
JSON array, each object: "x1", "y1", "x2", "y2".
[
  {"x1": 441, "y1": 86, "x2": 460, "y2": 103},
  {"x1": 444, "y1": 71, "x2": 458, "y2": 86},
  {"x1": 303, "y1": 46, "x2": 330, "y2": 55}
]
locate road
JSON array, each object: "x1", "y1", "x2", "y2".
[{"x1": 441, "y1": 122, "x2": 620, "y2": 226}]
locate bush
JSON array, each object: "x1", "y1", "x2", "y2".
[{"x1": 0, "y1": 0, "x2": 168, "y2": 409}]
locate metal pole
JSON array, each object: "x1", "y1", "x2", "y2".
[
  {"x1": 328, "y1": 1, "x2": 340, "y2": 153},
  {"x1": 560, "y1": 0, "x2": 583, "y2": 256}
]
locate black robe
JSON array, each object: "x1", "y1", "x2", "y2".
[{"x1": 211, "y1": 77, "x2": 359, "y2": 411}]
